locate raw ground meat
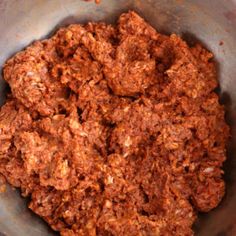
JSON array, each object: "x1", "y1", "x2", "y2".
[{"x1": 0, "y1": 11, "x2": 229, "y2": 236}]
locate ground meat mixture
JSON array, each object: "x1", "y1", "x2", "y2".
[{"x1": 0, "y1": 11, "x2": 229, "y2": 236}]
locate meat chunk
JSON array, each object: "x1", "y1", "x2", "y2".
[
  {"x1": 3, "y1": 40, "x2": 70, "y2": 116},
  {"x1": 0, "y1": 100, "x2": 32, "y2": 157}
]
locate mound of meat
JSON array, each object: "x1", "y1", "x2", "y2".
[{"x1": 0, "y1": 11, "x2": 229, "y2": 236}]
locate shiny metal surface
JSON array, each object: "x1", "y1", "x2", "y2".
[{"x1": 0, "y1": 0, "x2": 236, "y2": 235}]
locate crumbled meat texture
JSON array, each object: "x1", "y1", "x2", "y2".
[{"x1": 0, "y1": 11, "x2": 229, "y2": 236}]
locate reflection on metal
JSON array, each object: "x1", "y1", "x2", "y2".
[{"x1": 0, "y1": 0, "x2": 236, "y2": 235}]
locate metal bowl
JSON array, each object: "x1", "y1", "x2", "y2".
[{"x1": 0, "y1": 1, "x2": 236, "y2": 235}]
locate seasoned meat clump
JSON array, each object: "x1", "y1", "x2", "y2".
[{"x1": 0, "y1": 11, "x2": 229, "y2": 236}]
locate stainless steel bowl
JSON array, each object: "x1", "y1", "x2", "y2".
[{"x1": 0, "y1": 1, "x2": 236, "y2": 235}]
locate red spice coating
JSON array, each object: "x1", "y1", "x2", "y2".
[{"x1": 0, "y1": 11, "x2": 229, "y2": 236}]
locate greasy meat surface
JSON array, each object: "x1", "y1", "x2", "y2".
[{"x1": 0, "y1": 12, "x2": 229, "y2": 236}]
